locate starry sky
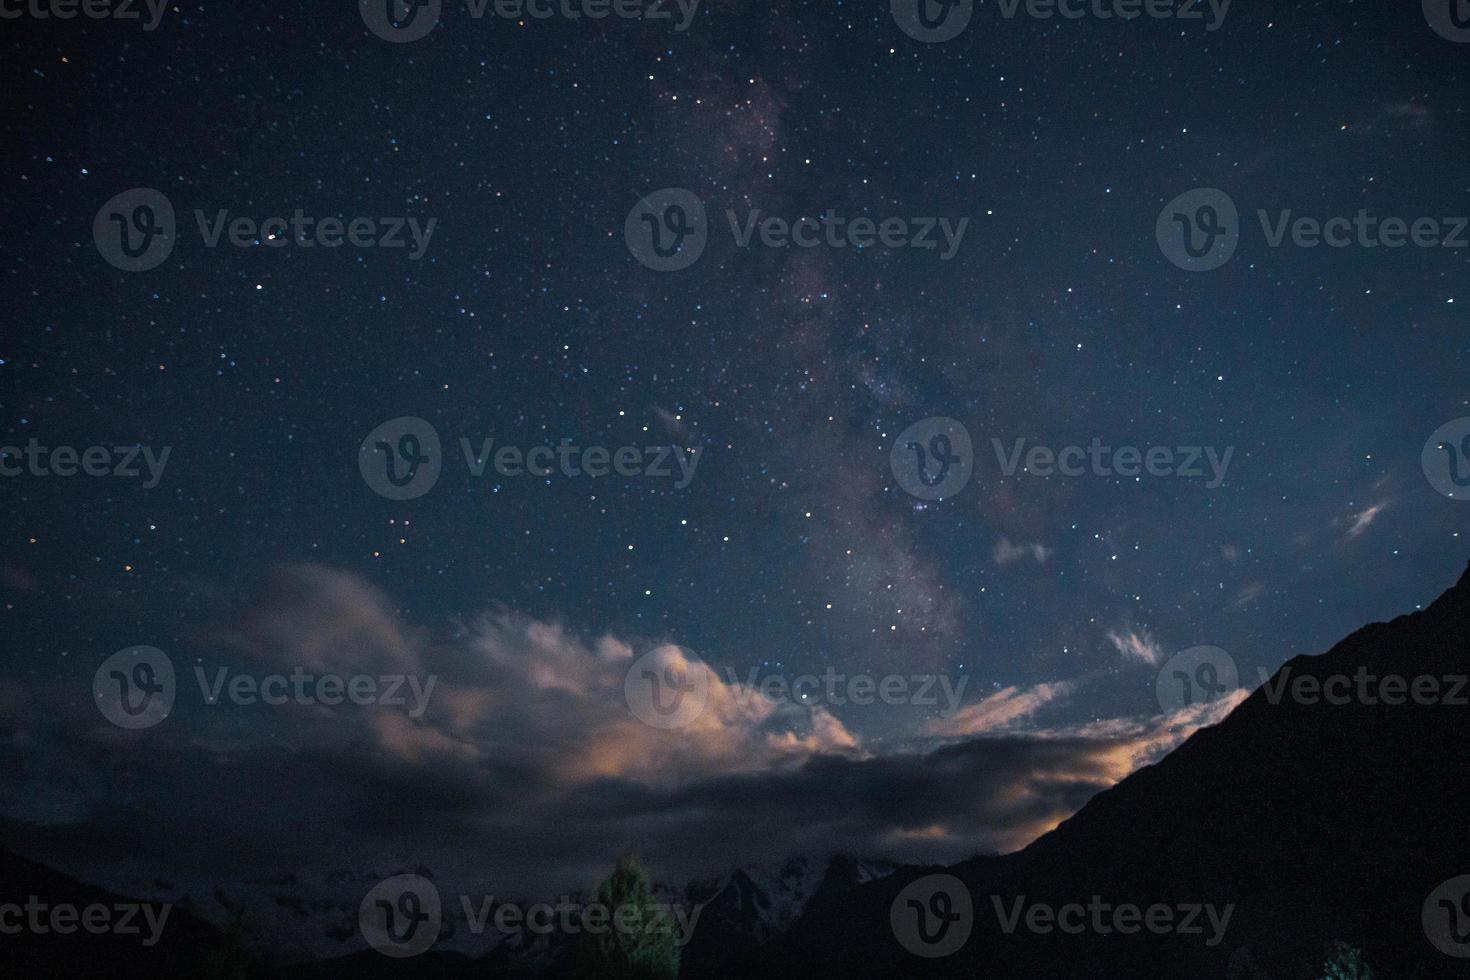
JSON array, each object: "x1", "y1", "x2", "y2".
[{"x1": 2, "y1": 0, "x2": 1468, "y2": 901}]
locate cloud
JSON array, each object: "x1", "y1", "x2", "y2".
[
  {"x1": 922, "y1": 682, "x2": 1074, "y2": 737},
  {"x1": 1234, "y1": 581, "x2": 1264, "y2": 608},
  {"x1": 216, "y1": 564, "x2": 423, "y2": 675},
  {"x1": 1347, "y1": 502, "x2": 1387, "y2": 538},
  {"x1": 1375, "y1": 101, "x2": 1433, "y2": 131},
  {"x1": 993, "y1": 538, "x2": 1054, "y2": 566},
  {"x1": 1052, "y1": 689, "x2": 1251, "y2": 772},
  {"x1": 211, "y1": 567, "x2": 865, "y2": 785},
  {"x1": 0, "y1": 566, "x2": 1251, "y2": 916},
  {"x1": 1106, "y1": 627, "x2": 1165, "y2": 667}
]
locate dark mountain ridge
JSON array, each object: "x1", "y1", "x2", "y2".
[
  {"x1": 6, "y1": 562, "x2": 1469, "y2": 978},
  {"x1": 751, "y1": 560, "x2": 1470, "y2": 979}
]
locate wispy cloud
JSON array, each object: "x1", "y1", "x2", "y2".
[
  {"x1": 922, "y1": 681, "x2": 1074, "y2": 737},
  {"x1": 1347, "y1": 501, "x2": 1388, "y2": 538},
  {"x1": 993, "y1": 537, "x2": 1054, "y2": 566},
  {"x1": 1235, "y1": 582, "x2": 1264, "y2": 608},
  {"x1": 1106, "y1": 627, "x2": 1165, "y2": 667}
]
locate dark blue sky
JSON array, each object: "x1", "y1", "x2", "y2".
[{"x1": 1, "y1": 0, "x2": 1467, "y2": 902}]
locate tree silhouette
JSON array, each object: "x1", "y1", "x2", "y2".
[
  {"x1": 1321, "y1": 940, "x2": 1374, "y2": 979},
  {"x1": 572, "y1": 856, "x2": 680, "y2": 980}
]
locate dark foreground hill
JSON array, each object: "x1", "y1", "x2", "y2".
[
  {"x1": 749, "y1": 561, "x2": 1470, "y2": 979},
  {"x1": 0, "y1": 845, "x2": 266, "y2": 978}
]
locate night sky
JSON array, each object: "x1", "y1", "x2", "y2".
[{"x1": 2, "y1": 0, "x2": 1468, "y2": 909}]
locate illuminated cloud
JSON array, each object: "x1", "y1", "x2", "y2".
[{"x1": 1106, "y1": 627, "x2": 1165, "y2": 667}]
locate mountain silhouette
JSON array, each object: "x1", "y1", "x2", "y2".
[
  {"x1": 749, "y1": 560, "x2": 1470, "y2": 979},
  {"x1": 6, "y1": 562, "x2": 1468, "y2": 978},
  {"x1": 0, "y1": 845, "x2": 265, "y2": 978}
]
